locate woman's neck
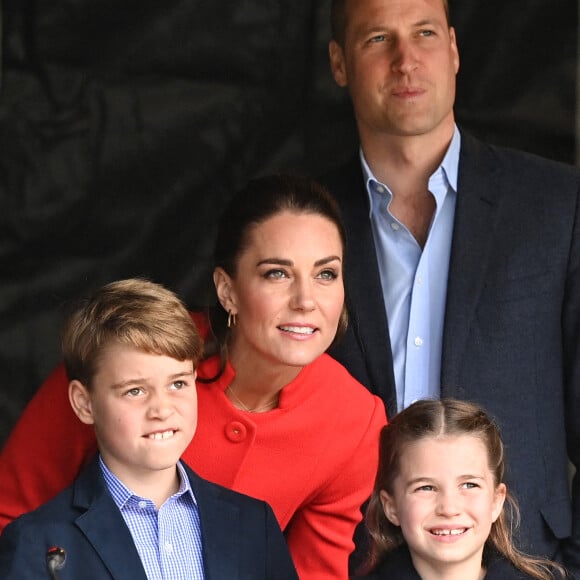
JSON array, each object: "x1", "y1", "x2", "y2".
[{"x1": 226, "y1": 348, "x2": 302, "y2": 412}]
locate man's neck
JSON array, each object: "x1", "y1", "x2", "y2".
[
  {"x1": 360, "y1": 121, "x2": 455, "y2": 195},
  {"x1": 360, "y1": 124, "x2": 455, "y2": 247}
]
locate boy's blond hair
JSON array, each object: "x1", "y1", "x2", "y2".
[{"x1": 62, "y1": 278, "x2": 203, "y2": 387}]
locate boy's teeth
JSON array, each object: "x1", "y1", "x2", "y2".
[{"x1": 149, "y1": 430, "x2": 174, "y2": 440}]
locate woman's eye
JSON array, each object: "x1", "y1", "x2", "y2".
[
  {"x1": 264, "y1": 269, "x2": 287, "y2": 279},
  {"x1": 317, "y1": 269, "x2": 338, "y2": 281}
]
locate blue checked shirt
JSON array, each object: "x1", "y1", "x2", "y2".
[
  {"x1": 100, "y1": 456, "x2": 205, "y2": 580},
  {"x1": 362, "y1": 127, "x2": 460, "y2": 412}
]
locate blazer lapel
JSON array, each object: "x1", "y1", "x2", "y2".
[
  {"x1": 441, "y1": 132, "x2": 502, "y2": 390},
  {"x1": 186, "y1": 466, "x2": 241, "y2": 580},
  {"x1": 72, "y1": 458, "x2": 149, "y2": 580},
  {"x1": 331, "y1": 158, "x2": 397, "y2": 415}
]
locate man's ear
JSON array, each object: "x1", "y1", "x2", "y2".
[
  {"x1": 213, "y1": 267, "x2": 238, "y2": 314},
  {"x1": 379, "y1": 490, "x2": 401, "y2": 526},
  {"x1": 69, "y1": 380, "x2": 95, "y2": 425},
  {"x1": 329, "y1": 40, "x2": 348, "y2": 87},
  {"x1": 449, "y1": 26, "x2": 460, "y2": 74}
]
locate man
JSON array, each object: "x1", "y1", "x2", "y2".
[{"x1": 323, "y1": 0, "x2": 580, "y2": 575}]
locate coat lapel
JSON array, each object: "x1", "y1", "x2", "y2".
[
  {"x1": 331, "y1": 157, "x2": 397, "y2": 415},
  {"x1": 72, "y1": 458, "x2": 149, "y2": 580},
  {"x1": 186, "y1": 465, "x2": 242, "y2": 580},
  {"x1": 441, "y1": 132, "x2": 502, "y2": 390}
]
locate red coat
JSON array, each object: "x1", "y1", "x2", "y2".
[{"x1": 0, "y1": 335, "x2": 386, "y2": 579}]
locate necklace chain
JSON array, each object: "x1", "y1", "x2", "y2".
[{"x1": 226, "y1": 385, "x2": 278, "y2": 413}]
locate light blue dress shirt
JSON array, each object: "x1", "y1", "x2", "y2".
[
  {"x1": 362, "y1": 127, "x2": 460, "y2": 412},
  {"x1": 100, "y1": 456, "x2": 205, "y2": 580}
]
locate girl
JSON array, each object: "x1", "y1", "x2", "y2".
[{"x1": 359, "y1": 398, "x2": 567, "y2": 580}]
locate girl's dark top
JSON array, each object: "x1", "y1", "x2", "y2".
[{"x1": 353, "y1": 544, "x2": 548, "y2": 580}]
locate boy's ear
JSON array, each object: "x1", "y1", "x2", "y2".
[
  {"x1": 379, "y1": 490, "x2": 400, "y2": 526},
  {"x1": 69, "y1": 380, "x2": 95, "y2": 425},
  {"x1": 213, "y1": 267, "x2": 238, "y2": 314}
]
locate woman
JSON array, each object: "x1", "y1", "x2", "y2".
[{"x1": 0, "y1": 174, "x2": 386, "y2": 579}]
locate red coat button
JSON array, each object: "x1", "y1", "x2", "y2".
[{"x1": 225, "y1": 421, "x2": 247, "y2": 442}]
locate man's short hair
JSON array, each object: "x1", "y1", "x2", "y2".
[{"x1": 330, "y1": 0, "x2": 451, "y2": 46}]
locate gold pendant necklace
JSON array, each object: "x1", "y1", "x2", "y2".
[{"x1": 226, "y1": 385, "x2": 279, "y2": 413}]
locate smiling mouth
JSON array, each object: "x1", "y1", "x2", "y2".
[
  {"x1": 430, "y1": 528, "x2": 468, "y2": 536},
  {"x1": 278, "y1": 325, "x2": 316, "y2": 335},
  {"x1": 430, "y1": 528, "x2": 467, "y2": 536},
  {"x1": 147, "y1": 429, "x2": 176, "y2": 440}
]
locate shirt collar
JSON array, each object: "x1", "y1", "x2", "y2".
[
  {"x1": 99, "y1": 454, "x2": 197, "y2": 509},
  {"x1": 362, "y1": 125, "x2": 461, "y2": 217}
]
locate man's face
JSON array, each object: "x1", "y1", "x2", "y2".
[{"x1": 329, "y1": 0, "x2": 459, "y2": 142}]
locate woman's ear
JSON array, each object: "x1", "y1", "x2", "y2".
[
  {"x1": 379, "y1": 490, "x2": 400, "y2": 526},
  {"x1": 213, "y1": 267, "x2": 238, "y2": 314},
  {"x1": 69, "y1": 380, "x2": 95, "y2": 425}
]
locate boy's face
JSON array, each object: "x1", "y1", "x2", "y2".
[{"x1": 69, "y1": 344, "x2": 197, "y2": 488}]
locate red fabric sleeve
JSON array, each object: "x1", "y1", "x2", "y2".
[
  {"x1": 284, "y1": 395, "x2": 386, "y2": 579},
  {"x1": 0, "y1": 365, "x2": 97, "y2": 531},
  {"x1": 0, "y1": 311, "x2": 209, "y2": 532}
]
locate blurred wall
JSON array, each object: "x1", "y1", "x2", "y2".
[{"x1": 0, "y1": 0, "x2": 577, "y2": 447}]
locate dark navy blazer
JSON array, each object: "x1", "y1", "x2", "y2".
[
  {"x1": 0, "y1": 456, "x2": 298, "y2": 579},
  {"x1": 323, "y1": 131, "x2": 580, "y2": 575}
]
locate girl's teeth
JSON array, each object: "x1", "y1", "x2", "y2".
[{"x1": 432, "y1": 528, "x2": 466, "y2": 536}]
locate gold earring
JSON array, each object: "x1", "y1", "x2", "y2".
[{"x1": 227, "y1": 311, "x2": 237, "y2": 328}]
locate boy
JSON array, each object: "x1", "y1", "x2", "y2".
[{"x1": 0, "y1": 278, "x2": 297, "y2": 579}]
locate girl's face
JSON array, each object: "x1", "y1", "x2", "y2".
[
  {"x1": 214, "y1": 210, "x2": 344, "y2": 383},
  {"x1": 380, "y1": 435, "x2": 506, "y2": 579}
]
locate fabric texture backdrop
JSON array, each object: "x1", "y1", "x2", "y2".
[{"x1": 0, "y1": 0, "x2": 577, "y2": 447}]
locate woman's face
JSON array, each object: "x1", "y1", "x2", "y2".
[{"x1": 215, "y1": 210, "x2": 344, "y2": 377}]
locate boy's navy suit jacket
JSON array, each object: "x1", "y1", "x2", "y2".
[{"x1": 0, "y1": 455, "x2": 298, "y2": 579}]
